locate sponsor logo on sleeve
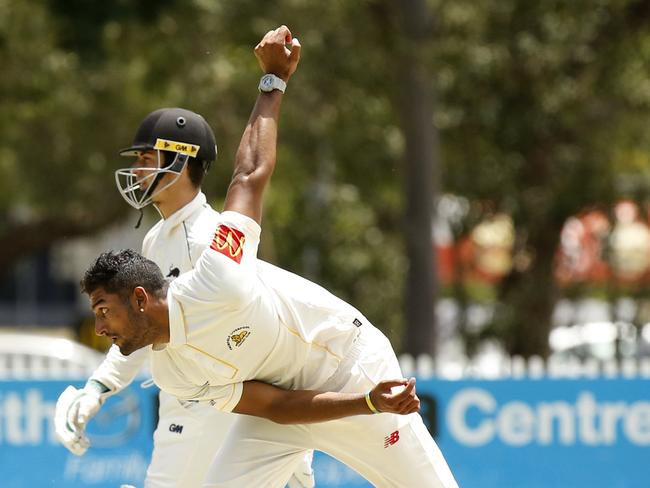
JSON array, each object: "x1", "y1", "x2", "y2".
[
  {"x1": 227, "y1": 326, "x2": 251, "y2": 350},
  {"x1": 210, "y1": 225, "x2": 246, "y2": 263}
]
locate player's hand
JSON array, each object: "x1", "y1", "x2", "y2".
[
  {"x1": 254, "y1": 25, "x2": 301, "y2": 82},
  {"x1": 369, "y1": 378, "x2": 420, "y2": 415},
  {"x1": 54, "y1": 385, "x2": 105, "y2": 455}
]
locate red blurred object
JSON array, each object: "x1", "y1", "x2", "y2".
[{"x1": 436, "y1": 201, "x2": 650, "y2": 287}]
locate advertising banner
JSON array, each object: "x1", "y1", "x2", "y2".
[
  {"x1": 0, "y1": 380, "x2": 157, "y2": 488},
  {"x1": 2, "y1": 378, "x2": 646, "y2": 487},
  {"x1": 313, "y1": 378, "x2": 649, "y2": 488}
]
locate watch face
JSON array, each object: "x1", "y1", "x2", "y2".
[{"x1": 260, "y1": 74, "x2": 284, "y2": 93}]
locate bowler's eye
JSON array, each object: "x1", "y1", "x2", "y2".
[{"x1": 99, "y1": 307, "x2": 109, "y2": 317}]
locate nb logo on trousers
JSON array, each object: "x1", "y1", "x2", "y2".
[{"x1": 384, "y1": 430, "x2": 400, "y2": 448}]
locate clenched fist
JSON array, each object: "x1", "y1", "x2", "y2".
[
  {"x1": 255, "y1": 25, "x2": 301, "y2": 82},
  {"x1": 368, "y1": 378, "x2": 420, "y2": 415}
]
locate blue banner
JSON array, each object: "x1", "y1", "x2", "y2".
[
  {"x1": 312, "y1": 378, "x2": 650, "y2": 488},
  {"x1": 0, "y1": 380, "x2": 156, "y2": 488},
  {"x1": 1, "y1": 379, "x2": 647, "y2": 487}
]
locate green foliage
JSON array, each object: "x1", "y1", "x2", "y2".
[
  {"x1": 0, "y1": 0, "x2": 409, "y2": 344},
  {"x1": 430, "y1": 0, "x2": 650, "y2": 355},
  {"x1": 4, "y1": 0, "x2": 650, "y2": 354}
]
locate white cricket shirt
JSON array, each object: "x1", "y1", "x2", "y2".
[
  {"x1": 90, "y1": 192, "x2": 220, "y2": 391},
  {"x1": 152, "y1": 211, "x2": 364, "y2": 412}
]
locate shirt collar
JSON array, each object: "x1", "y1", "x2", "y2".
[
  {"x1": 166, "y1": 287, "x2": 188, "y2": 347},
  {"x1": 160, "y1": 192, "x2": 207, "y2": 236}
]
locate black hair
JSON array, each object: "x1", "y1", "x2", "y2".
[
  {"x1": 187, "y1": 158, "x2": 208, "y2": 187},
  {"x1": 81, "y1": 249, "x2": 167, "y2": 299},
  {"x1": 160, "y1": 150, "x2": 207, "y2": 188}
]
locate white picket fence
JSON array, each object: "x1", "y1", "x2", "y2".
[
  {"x1": 1, "y1": 348, "x2": 650, "y2": 381},
  {"x1": 398, "y1": 353, "x2": 650, "y2": 380},
  {"x1": 0, "y1": 353, "x2": 102, "y2": 380},
  {"x1": 0, "y1": 333, "x2": 104, "y2": 380}
]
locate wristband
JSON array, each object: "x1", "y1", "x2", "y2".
[
  {"x1": 85, "y1": 379, "x2": 112, "y2": 400},
  {"x1": 365, "y1": 391, "x2": 380, "y2": 414}
]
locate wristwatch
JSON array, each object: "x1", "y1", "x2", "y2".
[{"x1": 259, "y1": 74, "x2": 287, "y2": 93}]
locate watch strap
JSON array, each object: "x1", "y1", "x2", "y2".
[{"x1": 259, "y1": 74, "x2": 287, "y2": 93}]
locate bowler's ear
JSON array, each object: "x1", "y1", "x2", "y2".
[{"x1": 132, "y1": 286, "x2": 149, "y2": 309}]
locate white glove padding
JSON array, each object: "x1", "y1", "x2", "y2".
[
  {"x1": 287, "y1": 450, "x2": 315, "y2": 488},
  {"x1": 54, "y1": 385, "x2": 104, "y2": 456}
]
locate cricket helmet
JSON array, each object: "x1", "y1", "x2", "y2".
[{"x1": 115, "y1": 108, "x2": 218, "y2": 210}]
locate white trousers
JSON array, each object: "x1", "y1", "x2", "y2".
[
  {"x1": 144, "y1": 392, "x2": 315, "y2": 488},
  {"x1": 144, "y1": 390, "x2": 232, "y2": 488},
  {"x1": 203, "y1": 325, "x2": 458, "y2": 488}
]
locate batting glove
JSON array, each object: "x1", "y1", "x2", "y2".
[{"x1": 54, "y1": 380, "x2": 111, "y2": 456}]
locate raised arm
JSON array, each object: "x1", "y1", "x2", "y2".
[
  {"x1": 224, "y1": 25, "x2": 301, "y2": 224},
  {"x1": 232, "y1": 378, "x2": 420, "y2": 424}
]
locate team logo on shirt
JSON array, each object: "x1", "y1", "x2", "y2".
[
  {"x1": 210, "y1": 224, "x2": 246, "y2": 264},
  {"x1": 227, "y1": 326, "x2": 251, "y2": 350}
]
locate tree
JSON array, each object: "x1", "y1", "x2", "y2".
[
  {"x1": 384, "y1": 0, "x2": 440, "y2": 356},
  {"x1": 5, "y1": 0, "x2": 650, "y2": 359},
  {"x1": 434, "y1": 0, "x2": 650, "y2": 357}
]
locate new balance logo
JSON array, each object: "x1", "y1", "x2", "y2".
[
  {"x1": 169, "y1": 423, "x2": 184, "y2": 434},
  {"x1": 384, "y1": 430, "x2": 400, "y2": 448}
]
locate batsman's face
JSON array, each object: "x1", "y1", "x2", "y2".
[
  {"x1": 90, "y1": 288, "x2": 150, "y2": 356},
  {"x1": 131, "y1": 150, "x2": 161, "y2": 191}
]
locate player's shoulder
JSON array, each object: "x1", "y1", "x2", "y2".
[
  {"x1": 144, "y1": 218, "x2": 165, "y2": 237},
  {"x1": 193, "y1": 203, "x2": 221, "y2": 227},
  {"x1": 182, "y1": 203, "x2": 221, "y2": 254},
  {"x1": 185, "y1": 203, "x2": 220, "y2": 237},
  {"x1": 142, "y1": 219, "x2": 165, "y2": 251}
]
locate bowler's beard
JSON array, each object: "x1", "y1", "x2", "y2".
[{"x1": 119, "y1": 304, "x2": 154, "y2": 356}]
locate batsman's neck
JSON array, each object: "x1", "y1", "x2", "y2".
[{"x1": 153, "y1": 184, "x2": 200, "y2": 220}]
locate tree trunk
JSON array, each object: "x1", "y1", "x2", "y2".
[
  {"x1": 393, "y1": 0, "x2": 440, "y2": 356},
  {"x1": 500, "y1": 222, "x2": 561, "y2": 358}
]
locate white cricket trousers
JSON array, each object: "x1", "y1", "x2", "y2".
[
  {"x1": 202, "y1": 325, "x2": 459, "y2": 488},
  {"x1": 144, "y1": 391, "x2": 315, "y2": 488},
  {"x1": 144, "y1": 390, "x2": 233, "y2": 487}
]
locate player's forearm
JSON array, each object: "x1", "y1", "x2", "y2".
[
  {"x1": 234, "y1": 382, "x2": 374, "y2": 424},
  {"x1": 269, "y1": 390, "x2": 373, "y2": 424},
  {"x1": 234, "y1": 378, "x2": 418, "y2": 422},
  {"x1": 224, "y1": 91, "x2": 283, "y2": 222},
  {"x1": 233, "y1": 91, "x2": 283, "y2": 178},
  {"x1": 89, "y1": 344, "x2": 149, "y2": 394}
]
